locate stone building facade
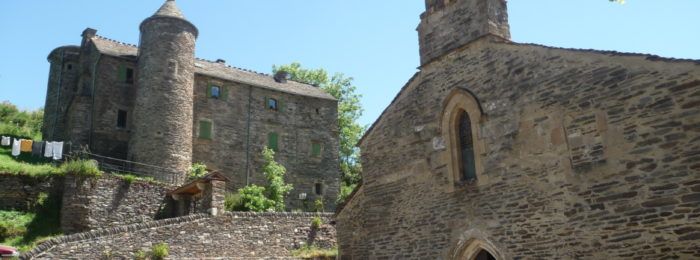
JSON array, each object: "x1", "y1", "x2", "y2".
[
  {"x1": 41, "y1": 0, "x2": 340, "y2": 209},
  {"x1": 337, "y1": 0, "x2": 700, "y2": 259}
]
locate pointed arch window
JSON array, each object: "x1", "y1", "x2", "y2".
[
  {"x1": 441, "y1": 88, "x2": 485, "y2": 190},
  {"x1": 458, "y1": 111, "x2": 477, "y2": 182}
]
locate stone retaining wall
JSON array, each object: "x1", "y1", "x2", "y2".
[
  {"x1": 60, "y1": 174, "x2": 174, "y2": 233},
  {"x1": 23, "y1": 212, "x2": 336, "y2": 259},
  {"x1": 0, "y1": 174, "x2": 63, "y2": 211}
]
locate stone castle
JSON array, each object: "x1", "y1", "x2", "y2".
[
  {"x1": 337, "y1": 0, "x2": 700, "y2": 259},
  {"x1": 41, "y1": 0, "x2": 340, "y2": 209}
]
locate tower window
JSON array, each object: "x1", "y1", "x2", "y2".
[
  {"x1": 126, "y1": 68, "x2": 134, "y2": 84},
  {"x1": 314, "y1": 182, "x2": 323, "y2": 195},
  {"x1": 268, "y1": 132, "x2": 279, "y2": 151},
  {"x1": 66, "y1": 64, "x2": 73, "y2": 70},
  {"x1": 199, "y1": 121, "x2": 212, "y2": 139},
  {"x1": 117, "y1": 110, "x2": 127, "y2": 128}
]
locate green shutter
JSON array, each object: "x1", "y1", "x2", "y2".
[
  {"x1": 263, "y1": 97, "x2": 268, "y2": 109},
  {"x1": 312, "y1": 143, "x2": 321, "y2": 156},
  {"x1": 268, "y1": 132, "x2": 278, "y2": 151},
  {"x1": 199, "y1": 121, "x2": 212, "y2": 139},
  {"x1": 221, "y1": 86, "x2": 228, "y2": 100},
  {"x1": 118, "y1": 65, "x2": 127, "y2": 83},
  {"x1": 207, "y1": 82, "x2": 213, "y2": 98},
  {"x1": 279, "y1": 100, "x2": 285, "y2": 112}
]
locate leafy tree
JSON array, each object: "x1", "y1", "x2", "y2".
[
  {"x1": 262, "y1": 147, "x2": 293, "y2": 211},
  {"x1": 272, "y1": 63, "x2": 365, "y2": 190},
  {"x1": 0, "y1": 101, "x2": 44, "y2": 140},
  {"x1": 237, "y1": 185, "x2": 275, "y2": 212},
  {"x1": 187, "y1": 163, "x2": 208, "y2": 180}
]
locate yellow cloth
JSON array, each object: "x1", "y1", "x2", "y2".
[{"x1": 20, "y1": 139, "x2": 33, "y2": 152}]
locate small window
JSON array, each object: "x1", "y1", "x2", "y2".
[
  {"x1": 118, "y1": 65, "x2": 134, "y2": 84},
  {"x1": 199, "y1": 121, "x2": 212, "y2": 139},
  {"x1": 267, "y1": 98, "x2": 278, "y2": 110},
  {"x1": 117, "y1": 110, "x2": 127, "y2": 128},
  {"x1": 66, "y1": 64, "x2": 73, "y2": 70},
  {"x1": 311, "y1": 142, "x2": 321, "y2": 157},
  {"x1": 268, "y1": 132, "x2": 278, "y2": 151},
  {"x1": 315, "y1": 108, "x2": 320, "y2": 114},
  {"x1": 314, "y1": 183, "x2": 323, "y2": 195},
  {"x1": 211, "y1": 86, "x2": 220, "y2": 99}
]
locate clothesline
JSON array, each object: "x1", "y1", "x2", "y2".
[{"x1": 1, "y1": 136, "x2": 68, "y2": 160}]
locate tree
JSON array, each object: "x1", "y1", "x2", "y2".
[
  {"x1": 261, "y1": 147, "x2": 293, "y2": 211},
  {"x1": 272, "y1": 63, "x2": 365, "y2": 190}
]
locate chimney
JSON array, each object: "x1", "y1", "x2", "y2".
[
  {"x1": 215, "y1": 59, "x2": 226, "y2": 64},
  {"x1": 274, "y1": 70, "x2": 288, "y2": 83}
]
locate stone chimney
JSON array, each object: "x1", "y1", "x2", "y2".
[
  {"x1": 274, "y1": 70, "x2": 288, "y2": 83},
  {"x1": 417, "y1": 0, "x2": 510, "y2": 65}
]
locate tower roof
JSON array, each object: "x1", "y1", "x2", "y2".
[{"x1": 152, "y1": 0, "x2": 186, "y2": 19}]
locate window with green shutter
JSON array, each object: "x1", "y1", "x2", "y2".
[
  {"x1": 312, "y1": 142, "x2": 321, "y2": 157},
  {"x1": 118, "y1": 65, "x2": 134, "y2": 84},
  {"x1": 268, "y1": 132, "x2": 278, "y2": 151},
  {"x1": 207, "y1": 83, "x2": 228, "y2": 100},
  {"x1": 199, "y1": 121, "x2": 212, "y2": 139}
]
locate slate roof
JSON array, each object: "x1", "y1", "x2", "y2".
[
  {"x1": 90, "y1": 36, "x2": 336, "y2": 101},
  {"x1": 153, "y1": 0, "x2": 186, "y2": 20}
]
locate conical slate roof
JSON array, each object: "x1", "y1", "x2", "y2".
[{"x1": 152, "y1": 0, "x2": 186, "y2": 19}]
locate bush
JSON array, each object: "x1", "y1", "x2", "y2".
[
  {"x1": 237, "y1": 185, "x2": 275, "y2": 212},
  {"x1": 311, "y1": 217, "x2": 322, "y2": 228},
  {"x1": 151, "y1": 242, "x2": 169, "y2": 260},
  {"x1": 314, "y1": 199, "x2": 324, "y2": 212},
  {"x1": 261, "y1": 147, "x2": 292, "y2": 211},
  {"x1": 60, "y1": 159, "x2": 102, "y2": 178},
  {"x1": 121, "y1": 174, "x2": 137, "y2": 183},
  {"x1": 134, "y1": 250, "x2": 147, "y2": 260},
  {"x1": 188, "y1": 163, "x2": 208, "y2": 180},
  {"x1": 224, "y1": 192, "x2": 243, "y2": 211}
]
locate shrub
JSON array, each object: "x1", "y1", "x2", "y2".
[
  {"x1": 121, "y1": 174, "x2": 137, "y2": 183},
  {"x1": 261, "y1": 147, "x2": 292, "y2": 211},
  {"x1": 237, "y1": 185, "x2": 275, "y2": 212},
  {"x1": 311, "y1": 217, "x2": 322, "y2": 228},
  {"x1": 314, "y1": 199, "x2": 324, "y2": 212},
  {"x1": 224, "y1": 192, "x2": 243, "y2": 211},
  {"x1": 134, "y1": 250, "x2": 147, "y2": 260},
  {"x1": 60, "y1": 159, "x2": 102, "y2": 178},
  {"x1": 188, "y1": 163, "x2": 208, "y2": 180},
  {"x1": 151, "y1": 242, "x2": 169, "y2": 260}
]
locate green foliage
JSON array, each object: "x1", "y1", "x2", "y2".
[
  {"x1": 291, "y1": 245, "x2": 338, "y2": 259},
  {"x1": 237, "y1": 185, "x2": 275, "y2": 212},
  {"x1": 188, "y1": 163, "x2": 208, "y2": 180},
  {"x1": 103, "y1": 249, "x2": 114, "y2": 259},
  {"x1": 311, "y1": 217, "x2": 322, "y2": 228},
  {"x1": 0, "y1": 192, "x2": 62, "y2": 252},
  {"x1": 112, "y1": 173, "x2": 163, "y2": 185},
  {"x1": 121, "y1": 174, "x2": 137, "y2": 183},
  {"x1": 134, "y1": 250, "x2": 147, "y2": 260},
  {"x1": 224, "y1": 192, "x2": 244, "y2": 211},
  {"x1": 151, "y1": 242, "x2": 169, "y2": 260},
  {"x1": 336, "y1": 183, "x2": 357, "y2": 205},
  {"x1": 0, "y1": 101, "x2": 44, "y2": 141},
  {"x1": 60, "y1": 159, "x2": 102, "y2": 178},
  {"x1": 0, "y1": 147, "x2": 62, "y2": 177},
  {"x1": 314, "y1": 199, "x2": 324, "y2": 213},
  {"x1": 262, "y1": 147, "x2": 293, "y2": 211}
]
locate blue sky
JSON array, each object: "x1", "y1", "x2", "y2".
[{"x1": 0, "y1": 0, "x2": 698, "y2": 127}]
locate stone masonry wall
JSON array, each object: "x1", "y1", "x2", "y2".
[
  {"x1": 337, "y1": 39, "x2": 700, "y2": 259},
  {"x1": 25, "y1": 212, "x2": 336, "y2": 260},
  {"x1": 0, "y1": 174, "x2": 63, "y2": 211},
  {"x1": 60, "y1": 174, "x2": 172, "y2": 234}
]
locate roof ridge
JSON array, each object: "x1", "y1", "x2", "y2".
[
  {"x1": 510, "y1": 41, "x2": 700, "y2": 64},
  {"x1": 94, "y1": 35, "x2": 138, "y2": 48}
]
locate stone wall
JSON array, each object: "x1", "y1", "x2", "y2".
[
  {"x1": 60, "y1": 174, "x2": 172, "y2": 234},
  {"x1": 0, "y1": 174, "x2": 63, "y2": 211},
  {"x1": 337, "y1": 38, "x2": 700, "y2": 259},
  {"x1": 24, "y1": 212, "x2": 336, "y2": 260}
]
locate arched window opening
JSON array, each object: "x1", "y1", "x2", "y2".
[
  {"x1": 473, "y1": 250, "x2": 496, "y2": 260},
  {"x1": 457, "y1": 110, "x2": 477, "y2": 183}
]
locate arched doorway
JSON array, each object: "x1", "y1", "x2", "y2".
[{"x1": 473, "y1": 249, "x2": 496, "y2": 260}]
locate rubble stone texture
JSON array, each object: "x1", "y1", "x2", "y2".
[{"x1": 336, "y1": 0, "x2": 700, "y2": 259}]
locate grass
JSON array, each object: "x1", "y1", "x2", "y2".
[
  {"x1": 0, "y1": 147, "x2": 62, "y2": 177},
  {"x1": 0, "y1": 192, "x2": 62, "y2": 252},
  {"x1": 59, "y1": 159, "x2": 102, "y2": 178},
  {"x1": 291, "y1": 245, "x2": 338, "y2": 259},
  {"x1": 111, "y1": 173, "x2": 165, "y2": 185}
]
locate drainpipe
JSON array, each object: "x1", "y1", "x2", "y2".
[
  {"x1": 244, "y1": 85, "x2": 253, "y2": 186},
  {"x1": 88, "y1": 53, "x2": 102, "y2": 150}
]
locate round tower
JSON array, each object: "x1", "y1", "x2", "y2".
[{"x1": 128, "y1": 0, "x2": 198, "y2": 184}]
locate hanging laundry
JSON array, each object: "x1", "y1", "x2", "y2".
[
  {"x1": 1, "y1": 136, "x2": 9, "y2": 146},
  {"x1": 52, "y1": 141, "x2": 64, "y2": 160},
  {"x1": 11, "y1": 139, "x2": 20, "y2": 156},
  {"x1": 44, "y1": 141, "x2": 53, "y2": 158},
  {"x1": 20, "y1": 139, "x2": 33, "y2": 152},
  {"x1": 32, "y1": 141, "x2": 44, "y2": 157}
]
